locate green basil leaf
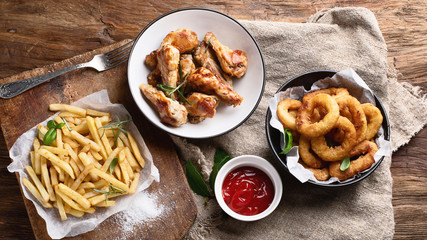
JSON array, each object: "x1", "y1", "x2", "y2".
[
  {"x1": 279, "y1": 129, "x2": 293, "y2": 155},
  {"x1": 340, "y1": 156, "x2": 351, "y2": 171},
  {"x1": 109, "y1": 158, "x2": 119, "y2": 174},
  {"x1": 209, "y1": 149, "x2": 231, "y2": 190},
  {"x1": 185, "y1": 161, "x2": 211, "y2": 197},
  {"x1": 43, "y1": 128, "x2": 57, "y2": 146},
  {"x1": 56, "y1": 122, "x2": 65, "y2": 129},
  {"x1": 47, "y1": 120, "x2": 56, "y2": 129}
]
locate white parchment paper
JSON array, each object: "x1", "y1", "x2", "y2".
[
  {"x1": 7, "y1": 90, "x2": 160, "y2": 239},
  {"x1": 268, "y1": 68, "x2": 391, "y2": 184}
]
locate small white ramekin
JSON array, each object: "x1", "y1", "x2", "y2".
[{"x1": 214, "y1": 155, "x2": 283, "y2": 221}]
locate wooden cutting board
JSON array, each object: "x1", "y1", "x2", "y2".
[{"x1": 0, "y1": 40, "x2": 197, "y2": 240}]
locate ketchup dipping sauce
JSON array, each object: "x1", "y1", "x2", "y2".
[{"x1": 222, "y1": 166, "x2": 274, "y2": 216}]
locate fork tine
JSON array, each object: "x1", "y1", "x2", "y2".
[
  {"x1": 108, "y1": 57, "x2": 130, "y2": 69},
  {"x1": 107, "y1": 44, "x2": 132, "y2": 60},
  {"x1": 107, "y1": 49, "x2": 130, "y2": 65},
  {"x1": 105, "y1": 40, "x2": 134, "y2": 56}
]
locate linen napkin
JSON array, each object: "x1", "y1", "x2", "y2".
[{"x1": 171, "y1": 7, "x2": 427, "y2": 240}]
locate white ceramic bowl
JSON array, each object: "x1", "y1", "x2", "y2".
[
  {"x1": 127, "y1": 8, "x2": 265, "y2": 139},
  {"x1": 214, "y1": 155, "x2": 283, "y2": 221}
]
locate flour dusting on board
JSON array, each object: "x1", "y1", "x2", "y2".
[{"x1": 103, "y1": 190, "x2": 170, "y2": 239}]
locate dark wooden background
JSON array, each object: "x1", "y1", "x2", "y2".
[{"x1": 1, "y1": 0, "x2": 426, "y2": 239}]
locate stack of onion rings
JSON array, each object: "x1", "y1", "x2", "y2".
[{"x1": 276, "y1": 87, "x2": 383, "y2": 181}]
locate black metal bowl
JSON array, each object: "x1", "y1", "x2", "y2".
[{"x1": 265, "y1": 70, "x2": 390, "y2": 187}]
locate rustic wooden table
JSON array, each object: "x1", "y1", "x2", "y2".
[{"x1": 0, "y1": 1, "x2": 426, "y2": 239}]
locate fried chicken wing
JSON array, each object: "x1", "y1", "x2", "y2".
[
  {"x1": 161, "y1": 29, "x2": 199, "y2": 54},
  {"x1": 194, "y1": 39, "x2": 234, "y2": 89},
  {"x1": 139, "y1": 83, "x2": 188, "y2": 127},
  {"x1": 204, "y1": 32, "x2": 248, "y2": 78},
  {"x1": 186, "y1": 67, "x2": 243, "y2": 107},
  {"x1": 180, "y1": 54, "x2": 196, "y2": 79},
  {"x1": 184, "y1": 92, "x2": 219, "y2": 118},
  {"x1": 156, "y1": 44, "x2": 180, "y2": 99}
]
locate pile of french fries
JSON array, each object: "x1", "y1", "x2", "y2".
[{"x1": 22, "y1": 104, "x2": 145, "y2": 220}]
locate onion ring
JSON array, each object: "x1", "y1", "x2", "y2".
[
  {"x1": 311, "y1": 116, "x2": 357, "y2": 162},
  {"x1": 298, "y1": 136, "x2": 327, "y2": 168},
  {"x1": 298, "y1": 160, "x2": 330, "y2": 181},
  {"x1": 362, "y1": 103, "x2": 383, "y2": 140},
  {"x1": 335, "y1": 95, "x2": 367, "y2": 144},
  {"x1": 329, "y1": 140, "x2": 378, "y2": 180},
  {"x1": 296, "y1": 93, "x2": 340, "y2": 138},
  {"x1": 302, "y1": 88, "x2": 349, "y2": 103},
  {"x1": 277, "y1": 99, "x2": 302, "y2": 131}
]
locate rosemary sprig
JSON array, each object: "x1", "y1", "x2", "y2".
[
  {"x1": 157, "y1": 83, "x2": 191, "y2": 105},
  {"x1": 92, "y1": 184, "x2": 126, "y2": 204},
  {"x1": 98, "y1": 115, "x2": 131, "y2": 144},
  {"x1": 61, "y1": 117, "x2": 72, "y2": 131}
]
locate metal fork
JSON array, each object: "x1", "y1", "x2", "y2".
[{"x1": 0, "y1": 40, "x2": 134, "y2": 99}]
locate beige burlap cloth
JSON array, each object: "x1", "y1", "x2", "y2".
[{"x1": 171, "y1": 7, "x2": 427, "y2": 239}]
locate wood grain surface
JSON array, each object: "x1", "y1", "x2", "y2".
[{"x1": 0, "y1": 0, "x2": 426, "y2": 239}]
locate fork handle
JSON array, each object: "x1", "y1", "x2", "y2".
[{"x1": 0, "y1": 64, "x2": 85, "y2": 99}]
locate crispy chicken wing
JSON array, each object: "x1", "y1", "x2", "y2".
[
  {"x1": 184, "y1": 92, "x2": 219, "y2": 118},
  {"x1": 156, "y1": 44, "x2": 180, "y2": 99},
  {"x1": 204, "y1": 32, "x2": 248, "y2": 78},
  {"x1": 161, "y1": 28, "x2": 199, "y2": 53},
  {"x1": 194, "y1": 39, "x2": 234, "y2": 89},
  {"x1": 186, "y1": 67, "x2": 243, "y2": 107},
  {"x1": 180, "y1": 54, "x2": 196, "y2": 80},
  {"x1": 139, "y1": 83, "x2": 188, "y2": 127}
]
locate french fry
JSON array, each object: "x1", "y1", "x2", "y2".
[
  {"x1": 30, "y1": 151, "x2": 35, "y2": 169},
  {"x1": 49, "y1": 104, "x2": 86, "y2": 117},
  {"x1": 58, "y1": 111, "x2": 82, "y2": 118},
  {"x1": 90, "y1": 150, "x2": 103, "y2": 161},
  {"x1": 50, "y1": 166, "x2": 58, "y2": 186},
  {"x1": 64, "y1": 143, "x2": 78, "y2": 162},
  {"x1": 69, "y1": 158, "x2": 81, "y2": 178},
  {"x1": 100, "y1": 147, "x2": 122, "y2": 172},
  {"x1": 55, "y1": 188, "x2": 87, "y2": 212},
  {"x1": 40, "y1": 156, "x2": 56, "y2": 201},
  {"x1": 76, "y1": 188, "x2": 85, "y2": 195},
  {"x1": 127, "y1": 132, "x2": 145, "y2": 168},
  {"x1": 128, "y1": 172, "x2": 140, "y2": 194},
  {"x1": 86, "y1": 109, "x2": 110, "y2": 117},
  {"x1": 70, "y1": 165, "x2": 94, "y2": 191},
  {"x1": 56, "y1": 129, "x2": 64, "y2": 154},
  {"x1": 88, "y1": 192, "x2": 122, "y2": 206},
  {"x1": 90, "y1": 168, "x2": 129, "y2": 192},
  {"x1": 33, "y1": 138, "x2": 41, "y2": 174},
  {"x1": 25, "y1": 165, "x2": 50, "y2": 202},
  {"x1": 70, "y1": 130, "x2": 101, "y2": 152},
  {"x1": 86, "y1": 116, "x2": 104, "y2": 156},
  {"x1": 119, "y1": 161, "x2": 130, "y2": 186},
  {"x1": 57, "y1": 183, "x2": 91, "y2": 210},
  {"x1": 95, "y1": 117, "x2": 113, "y2": 155},
  {"x1": 55, "y1": 192, "x2": 67, "y2": 221},
  {"x1": 125, "y1": 160, "x2": 134, "y2": 180},
  {"x1": 94, "y1": 200, "x2": 115, "y2": 207},
  {"x1": 37, "y1": 124, "x2": 48, "y2": 140},
  {"x1": 124, "y1": 147, "x2": 139, "y2": 169},
  {"x1": 40, "y1": 145, "x2": 68, "y2": 156},
  {"x1": 38, "y1": 149, "x2": 75, "y2": 179},
  {"x1": 53, "y1": 116, "x2": 71, "y2": 137},
  {"x1": 78, "y1": 182, "x2": 95, "y2": 189},
  {"x1": 62, "y1": 136, "x2": 80, "y2": 148},
  {"x1": 22, "y1": 178, "x2": 53, "y2": 208}
]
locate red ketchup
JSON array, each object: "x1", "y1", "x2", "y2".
[{"x1": 222, "y1": 166, "x2": 274, "y2": 216}]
